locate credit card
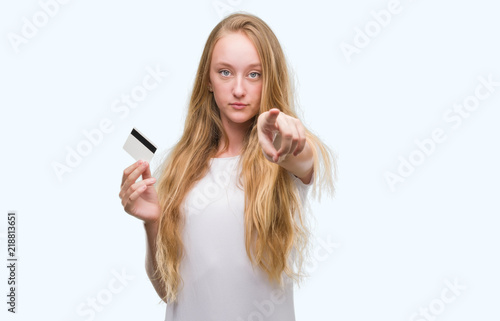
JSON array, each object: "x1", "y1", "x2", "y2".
[{"x1": 123, "y1": 128, "x2": 157, "y2": 163}]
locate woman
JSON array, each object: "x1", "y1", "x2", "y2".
[{"x1": 119, "y1": 13, "x2": 337, "y2": 320}]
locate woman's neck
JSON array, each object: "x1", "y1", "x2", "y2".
[{"x1": 216, "y1": 118, "x2": 252, "y2": 157}]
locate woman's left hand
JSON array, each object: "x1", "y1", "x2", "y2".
[{"x1": 257, "y1": 108, "x2": 306, "y2": 163}]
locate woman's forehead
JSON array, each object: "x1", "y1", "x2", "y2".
[{"x1": 211, "y1": 32, "x2": 261, "y2": 68}]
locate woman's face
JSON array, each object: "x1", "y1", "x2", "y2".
[{"x1": 209, "y1": 31, "x2": 262, "y2": 128}]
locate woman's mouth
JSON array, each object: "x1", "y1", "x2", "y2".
[{"x1": 231, "y1": 103, "x2": 247, "y2": 110}]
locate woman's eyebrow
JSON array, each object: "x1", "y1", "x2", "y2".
[{"x1": 214, "y1": 62, "x2": 262, "y2": 68}]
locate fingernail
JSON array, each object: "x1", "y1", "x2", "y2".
[{"x1": 138, "y1": 160, "x2": 143, "y2": 165}]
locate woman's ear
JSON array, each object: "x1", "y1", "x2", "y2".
[{"x1": 208, "y1": 83, "x2": 213, "y2": 92}]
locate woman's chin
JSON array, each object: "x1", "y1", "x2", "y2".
[{"x1": 224, "y1": 112, "x2": 257, "y2": 125}]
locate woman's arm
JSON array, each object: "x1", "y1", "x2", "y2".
[
  {"x1": 119, "y1": 160, "x2": 165, "y2": 302},
  {"x1": 144, "y1": 220, "x2": 167, "y2": 303}
]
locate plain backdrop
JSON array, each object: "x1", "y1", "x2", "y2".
[{"x1": 1, "y1": 0, "x2": 499, "y2": 320}]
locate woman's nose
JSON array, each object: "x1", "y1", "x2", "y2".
[{"x1": 232, "y1": 76, "x2": 246, "y2": 97}]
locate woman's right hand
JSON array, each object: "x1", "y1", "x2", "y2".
[{"x1": 119, "y1": 160, "x2": 160, "y2": 224}]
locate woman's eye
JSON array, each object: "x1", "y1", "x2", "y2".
[
  {"x1": 249, "y1": 72, "x2": 261, "y2": 79},
  {"x1": 220, "y1": 70, "x2": 231, "y2": 77}
]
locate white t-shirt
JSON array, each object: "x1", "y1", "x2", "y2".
[{"x1": 164, "y1": 154, "x2": 313, "y2": 321}]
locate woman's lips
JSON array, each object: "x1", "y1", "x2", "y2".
[{"x1": 231, "y1": 103, "x2": 247, "y2": 110}]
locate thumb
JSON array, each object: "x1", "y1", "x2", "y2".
[
  {"x1": 259, "y1": 131, "x2": 279, "y2": 162},
  {"x1": 142, "y1": 161, "x2": 152, "y2": 179}
]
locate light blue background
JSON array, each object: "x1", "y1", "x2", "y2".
[{"x1": 1, "y1": 0, "x2": 499, "y2": 320}]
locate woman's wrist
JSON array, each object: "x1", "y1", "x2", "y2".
[{"x1": 144, "y1": 218, "x2": 159, "y2": 230}]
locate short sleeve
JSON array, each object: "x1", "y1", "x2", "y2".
[{"x1": 289, "y1": 171, "x2": 314, "y2": 207}]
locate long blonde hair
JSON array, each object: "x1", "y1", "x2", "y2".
[{"x1": 153, "y1": 13, "x2": 337, "y2": 303}]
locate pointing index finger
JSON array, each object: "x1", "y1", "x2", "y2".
[{"x1": 265, "y1": 108, "x2": 280, "y2": 126}]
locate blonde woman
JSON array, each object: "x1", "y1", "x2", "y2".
[{"x1": 119, "y1": 13, "x2": 337, "y2": 320}]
